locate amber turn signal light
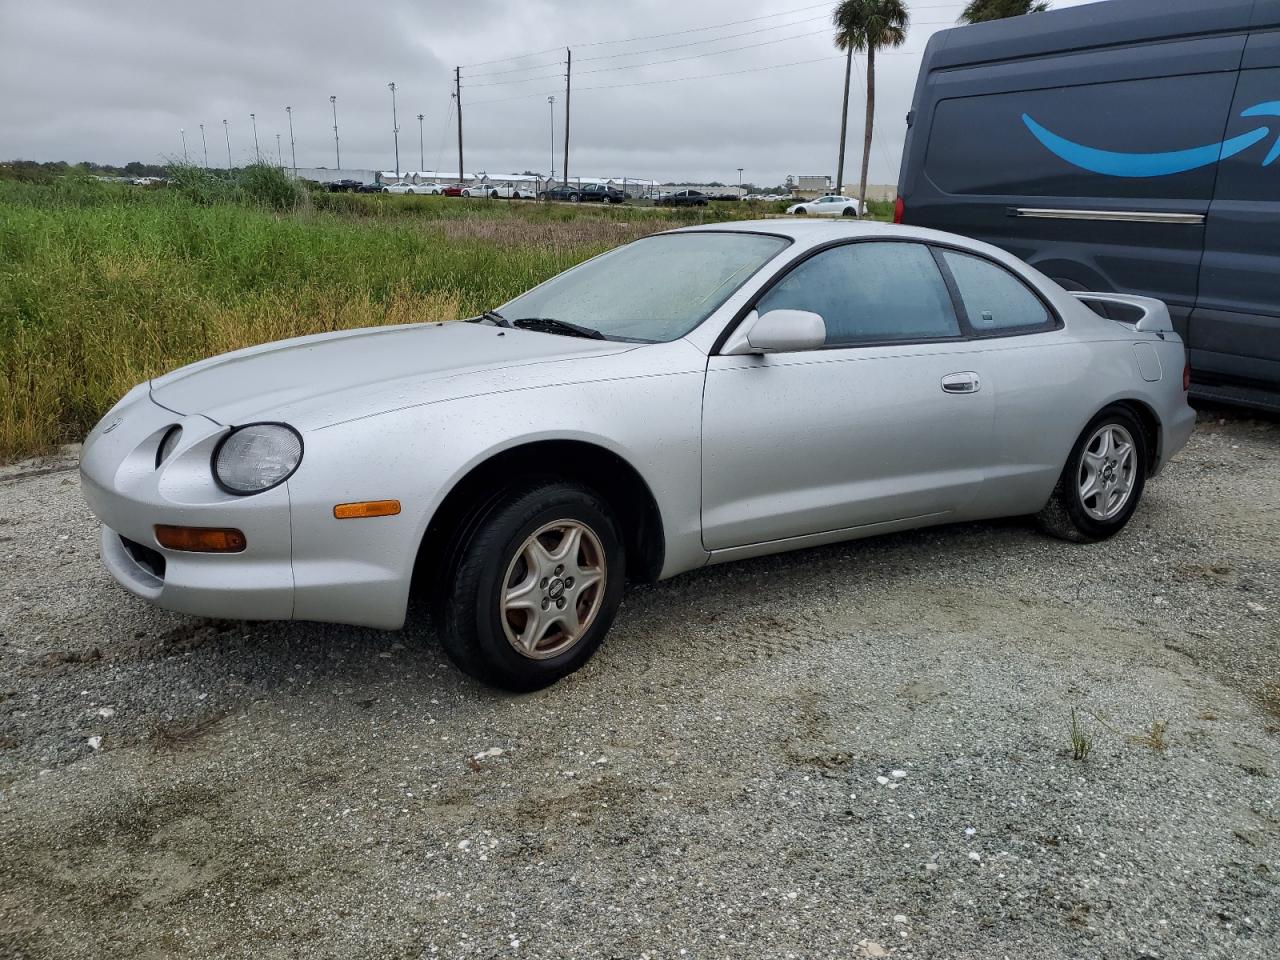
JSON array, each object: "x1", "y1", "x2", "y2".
[
  {"x1": 333, "y1": 499, "x2": 401, "y2": 520},
  {"x1": 154, "y1": 525, "x2": 247, "y2": 553}
]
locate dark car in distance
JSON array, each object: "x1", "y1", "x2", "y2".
[
  {"x1": 896, "y1": 0, "x2": 1280, "y2": 411},
  {"x1": 326, "y1": 179, "x2": 364, "y2": 193},
  {"x1": 656, "y1": 190, "x2": 709, "y2": 207},
  {"x1": 539, "y1": 183, "x2": 627, "y2": 204}
]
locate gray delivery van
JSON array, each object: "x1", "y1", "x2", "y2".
[{"x1": 896, "y1": 0, "x2": 1280, "y2": 411}]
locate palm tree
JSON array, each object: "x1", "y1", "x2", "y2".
[
  {"x1": 960, "y1": 0, "x2": 1049, "y2": 24},
  {"x1": 832, "y1": 1, "x2": 908, "y2": 215}
]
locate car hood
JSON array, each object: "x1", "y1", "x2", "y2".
[{"x1": 149, "y1": 321, "x2": 633, "y2": 429}]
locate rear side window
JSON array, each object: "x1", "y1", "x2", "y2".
[
  {"x1": 757, "y1": 242, "x2": 960, "y2": 346},
  {"x1": 939, "y1": 250, "x2": 1051, "y2": 333}
]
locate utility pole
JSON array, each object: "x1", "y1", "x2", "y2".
[
  {"x1": 286, "y1": 106, "x2": 296, "y2": 174},
  {"x1": 276, "y1": 133, "x2": 282, "y2": 166},
  {"x1": 417, "y1": 113, "x2": 424, "y2": 171},
  {"x1": 738, "y1": 167, "x2": 744, "y2": 197},
  {"x1": 563, "y1": 48, "x2": 571, "y2": 187},
  {"x1": 223, "y1": 119, "x2": 231, "y2": 171},
  {"x1": 250, "y1": 113, "x2": 260, "y2": 163},
  {"x1": 547, "y1": 95, "x2": 556, "y2": 183},
  {"x1": 455, "y1": 67, "x2": 464, "y2": 183},
  {"x1": 180, "y1": 128, "x2": 188, "y2": 163},
  {"x1": 199, "y1": 123, "x2": 208, "y2": 169},
  {"x1": 330, "y1": 95, "x2": 341, "y2": 170},
  {"x1": 388, "y1": 82, "x2": 400, "y2": 178}
]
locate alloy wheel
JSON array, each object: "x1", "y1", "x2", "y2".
[
  {"x1": 500, "y1": 519, "x2": 607, "y2": 659},
  {"x1": 1078, "y1": 423, "x2": 1137, "y2": 521}
]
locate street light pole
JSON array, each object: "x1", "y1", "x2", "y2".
[
  {"x1": 285, "y1": 106, "x2": 297, "y2": 174},
  {"x1": 330, "y1": 96, "x2": 341, "y2": 170},
  {"x1": 547, "y1": 95, "x2": 556, "y2": 183},
  {"x1": 223, "y1": 119, "x2": 231, "y2": 171},
  {"x1": 388, "y1": 82, "x2": 400, "y2": 178},
  {"x1": 276, "y1": 133, "x2": 282, "y2": 166},
  {"x1": 250, "y1": 113, "x2": 260, "y2": 163},
  {"x1": 417, "y1": 114, "x2": 424, "y2": 172},
  {"x1": 199, "y1": 123, "x2": 208, "y2": 169},
  {"x1": 738, "y1": 167, "x2": 744, "y2": 197},
  {"x1": 180, "y1": 128, "x2": 188, "y2": 163}
]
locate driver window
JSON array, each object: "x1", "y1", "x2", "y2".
[{"x1": 756, "y1": 242, "x2": 961, "y2": 346}]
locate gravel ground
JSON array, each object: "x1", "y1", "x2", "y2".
[{"x1": 0, "y1": 409, "x2": 1276, "y2": 960}]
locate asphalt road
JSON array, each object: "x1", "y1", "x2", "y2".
[{"x1": 0, "y1": 409, "x2": 1276, "y2": 960}]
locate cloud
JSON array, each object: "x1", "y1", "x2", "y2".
[{"x1": 0, "y1": 0, "x2": 1092, "y2": 186}]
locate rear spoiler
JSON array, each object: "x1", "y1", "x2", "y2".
[{"x1": 1071, "y1": 292, "x2": 1174, "y2": 334}]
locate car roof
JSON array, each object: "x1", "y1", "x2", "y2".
[{"x1": 666, "y1": 218, "x2": 1024, "y2": 262}]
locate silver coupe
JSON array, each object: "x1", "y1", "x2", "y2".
[{"x1": 80, "y1": 221, "x2": 1195, "y2": 689}]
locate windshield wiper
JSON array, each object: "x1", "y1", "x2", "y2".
[
  {"x1": 510, "y1": 317, "x2": 606, "y2": 340},
  {"x1": 470, "y1": 309, "x2": 512, "y2": 328}
]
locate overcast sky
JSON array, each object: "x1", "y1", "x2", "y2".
[{"x1": 1, "y1": 0, "x2": 1095, "y2": 186}]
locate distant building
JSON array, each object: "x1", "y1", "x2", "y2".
[
  {"x1": 797, "y1": 175, "x2": 830, "y2": 193},
  {"x1": 291, "y1": 167, "x2": 382, "y2": 185}
]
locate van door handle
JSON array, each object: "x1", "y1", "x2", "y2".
[{"x1": 941, "y1": 372, "x2": 981, "y2": 394}]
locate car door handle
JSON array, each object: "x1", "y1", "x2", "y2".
[{"x1": 941, "y1": 372, "x2": 981, "y2": 394}]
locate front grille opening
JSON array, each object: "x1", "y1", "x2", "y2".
[{"x1": 120, "y1": 535, "x2": 166, "y2": 579}]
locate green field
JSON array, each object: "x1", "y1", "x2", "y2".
[{"x1": 0, "y1": 173, "x2": 887, "y2": 461}]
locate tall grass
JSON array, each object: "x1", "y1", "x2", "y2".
[{"x1": 0, "y1": 180, "x2": 828, "y2": 459}]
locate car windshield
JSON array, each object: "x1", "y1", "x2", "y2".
[{"x1": 495, "y1": 232, "x2": 789, "y2": 342}]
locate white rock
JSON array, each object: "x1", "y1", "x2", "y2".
[
  {"x1": 964, "y1": 827, "x2": 977, "y2": 836},
  {"x1": 876, "y1": 776, "x2": 890, "y2": 786},
  {"x1": 890, "y1": 769, "x2": 907, "y2": 779},
  {"x1": 893, "y1": 914, "x2": 907, "y2": 923},
  {"x1": 1247, "y1": 602, "x2": 1268, "y2": 613},
  {"x1": 925, "y1": 863, "x2": 939, "y2": 872},
  {"x1": 968, "y1": 851, "x2": 982, "y2": 862},
  {"x1": 472, "y1": 747, "x2": 504, "y2": 761},
  {"x1": 457, "y1": 839, "x2": 471, "y2": 850},
  {"x1": 86, "y1": 736, "x2": 102, "y2": 750},
  {"x1": 95, "y1": 707, "x2": 115, "y2": 719}
]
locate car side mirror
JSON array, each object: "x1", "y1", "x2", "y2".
[{"x1": 723, "y1": 309, "x2": 827, "y2": 355}]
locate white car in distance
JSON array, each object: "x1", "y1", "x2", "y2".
[
  {"x1": 786, "y1": 195, "x2": 863, "y2": 217},
  {"x1": 384, "y1": 182, "x2": 439, "y2": 195}
]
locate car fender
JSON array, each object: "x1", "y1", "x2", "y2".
[{"x1": 286, "y1": 341, "x2": 710, "y2": 627}]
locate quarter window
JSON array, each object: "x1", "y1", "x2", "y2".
[
  {"x1": 756, "y1": 242, "x2": 961, "y2": 346},
  {"x1": 938, "y1": 250, "x2": 1051, "y2": 333}
]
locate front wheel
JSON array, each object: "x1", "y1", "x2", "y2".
[
  {"x1": 794, "y1": 207, "x2": 807, "y2": 215},
  {"x1": 569, "y1": 194, "x2": 580, "y2": 203},
  {"x1": 1037, "y1": 405, "x2": 1148, "y2": 543},
  {"x1": 435, "y1": 481, "x2": 626, "y2": 690}
]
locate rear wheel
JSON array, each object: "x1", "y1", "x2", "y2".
[
  {"x1": 569, "y1": 193, "x2": 580, "y2": 203},
  {"x1": 1037, "y1": 405, "x2": 1148, "y2": 542},
  {"x1": 842, "y1": 206, "x2": 856, "y2": 217},
  {"x1": 435, "y1": 481, "x2": 625, "y2": 690}
]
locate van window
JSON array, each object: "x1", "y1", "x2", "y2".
[
  {"x1": 924, "y1": 72, "x2": 1240, "y2": 201},
  {"x1": 757, "y1": 242, "x2": 960, "y2": 345},
  {"x1": 938, "y1": 250, "x2": 1051, "y2": 334}
]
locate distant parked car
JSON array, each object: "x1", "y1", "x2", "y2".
[
  {"x1": 327, "y1": 179, "x2": 364, "y2": 193},
  {"x1": 414, "y1": 182, "x2": 447, "y2": 195},
  {"x1": 787, "y1": 195, "x2": 862, "y2": 217},
  {"x1": 442, "y1": 185, "x2": 466, "y2": 197},
  {"x1": 461, "y1": 183, "x2": 493, "y2": 198},
  {"x1": 386, "y1": 182, "x2": 437, "y2": 195},
  {"x1": 356, "y1": 182, "x2": 384, "y2": 193},
  {"x1": 656, "y1": 190, "x2": 708, "y2": 207},
  {"x1": 577, "y1": 184, "x2": 627, "y2": 204},
  {"x1": 539, "y1": 184, "x2": 584, "y2": 202}
]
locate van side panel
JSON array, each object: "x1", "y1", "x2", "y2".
[
  {"x1": 907, "y1": 35, "x2": 1245, "y2": 339},
  {"x1": 1192, "y1": 29, "x2": 1280, "y2": 391}
]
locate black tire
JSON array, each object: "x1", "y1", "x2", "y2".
[
  {"x1": 435, "y1": 481, "x2": 626, "y2": 691},
  {"x1": 842, "y1": 206, "x2": 856, "y2": 217},
  {"x1": 569, "y1": 193, "x2": 580, "y2": 203},
  {"x1": 794, "y1": 206, "x2": 807, "y2": 215},
  {"x1": 1037, "y1": 405, "x2": 1148, "y2": 543}
]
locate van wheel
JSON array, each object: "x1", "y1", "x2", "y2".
[
  {"x1": 1037, "y1": 405, "x2": 1148, "y2": 543},
  {"x1": 435, "y1": 481, "x2": 625, "y2": 691}
]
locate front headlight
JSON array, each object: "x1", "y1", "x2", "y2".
[{"x1": 212, "y1": 423, "x2": 303, "y2": 495}]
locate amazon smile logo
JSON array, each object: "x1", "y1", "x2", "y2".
[{"x1": 1022, "y1": 101, "x2": 1280, "y2": 177}]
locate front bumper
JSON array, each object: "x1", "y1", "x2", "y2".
[{"x1": 81, "y1": 395, "x2": 295, "y2": 621}]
